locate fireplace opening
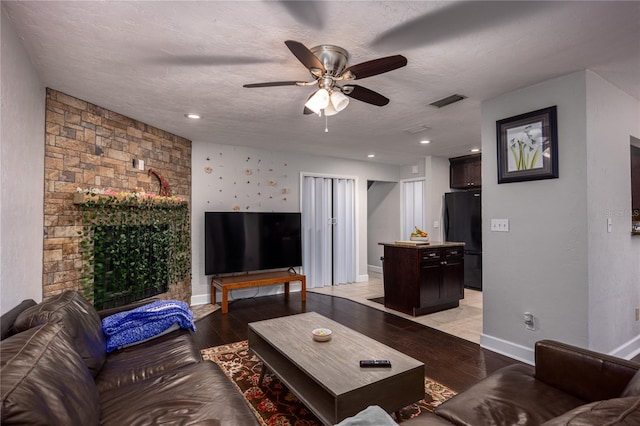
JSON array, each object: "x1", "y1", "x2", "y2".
[{"x1": 92, "y1": 224, "x2": 169, "y2": 310}]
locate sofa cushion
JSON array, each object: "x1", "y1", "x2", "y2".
[
  {"x1": 99, "y1": 362, "x2": 260, "y2": 426},
  {"x1": 621, "y1": 370, "x2": 640, "y2": 397},
  {"x1": 434, "y1": 364, "x2": 585, "y2": 426},
  {"x1": 0, "y1": 323, "x2": 100, "y2": 425},
  {"x1": 95, "y1": 328, "x2": 201, "y2": 393},
  {"x1": 541, "y1": 397, "x2": 640, "y2": 425},
  {"x1": 14, "y1": 290, "x2": 106, "y2": 376}
]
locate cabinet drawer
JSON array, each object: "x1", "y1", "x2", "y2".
[
  {"x1": 421, "y1": 250, "x2": 440, "y2": 261},
  {"x1": 444, "y1": 248, "x2": 463, "y2": 258}
]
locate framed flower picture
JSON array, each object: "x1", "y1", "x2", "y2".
[{"x1": 496, "y1": 106, "x2": 558, "y2": 184}]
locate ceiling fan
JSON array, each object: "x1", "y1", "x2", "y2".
[{"x1": 243, "y1": 40, "x2": 407, "y2": 116}]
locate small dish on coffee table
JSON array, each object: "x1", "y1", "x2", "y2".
[{"x1": 312, "y1": 328, "x2": 332, "y2": 342}]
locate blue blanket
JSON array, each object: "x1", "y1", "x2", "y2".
[{"x1": 102, "y1": 300, "x2": 196, "y2": 352}]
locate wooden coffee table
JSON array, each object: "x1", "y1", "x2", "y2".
[{"x1": 248, "y1": 312, "x2": 425, "y2": 425}]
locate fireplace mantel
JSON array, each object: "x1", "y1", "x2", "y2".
[{"x1": 73, "y1": 192, "x2": 187, "y2": 207}]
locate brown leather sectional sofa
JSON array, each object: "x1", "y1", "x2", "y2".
[
  {"x1": 403, "y1": 339, "x2": 640, "y2": 425},
  {"x1": 0, "y1": 291, "x2": 260, "y2": 425},
  {"x1": 2, "y1": 290, "x2": 639, "y2": 425}
]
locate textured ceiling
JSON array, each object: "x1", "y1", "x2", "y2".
[{"x1": 4, "y1": 1, "x2": 639, "y2": 165}]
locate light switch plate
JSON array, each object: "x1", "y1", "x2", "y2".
[{"x1": 491, "y1": 219, "x2": 510, "y2": 232}]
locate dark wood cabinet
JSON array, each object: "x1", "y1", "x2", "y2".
[
  {"x1": 381, "y1": 244, "x2": 464, "y2": 316},
  {"x1": 450, "y1": 154, "x2": 481, "y2": 189}
]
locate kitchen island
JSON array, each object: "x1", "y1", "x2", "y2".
[{"x1": 379, "y1": 242, "x2": 465, "y2": 316}]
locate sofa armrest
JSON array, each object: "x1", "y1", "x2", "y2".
[
  {"x1": 535, "y1": 339, "x2": 639, "y2": 402},
  {"x1": 1, "y1": 299, "x2": 38, "y2": 340}
]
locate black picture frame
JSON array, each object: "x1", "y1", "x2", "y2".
[{"x1": 496, "y1": 106, "x2": 558, "y2": 184}]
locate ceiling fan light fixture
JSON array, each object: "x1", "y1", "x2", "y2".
[
  {"x1": 330, "y1": 90, "x2": 350, "y2": 112},
  {"x1": 304, "y1": 88, "x2": 330, "y2": 114},
  {"x1": 323, "y1": 102, "x2": 339, "y2": 116}
]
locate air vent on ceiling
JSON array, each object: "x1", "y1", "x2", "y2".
[
  {"x1": 402, "y1": 124, "x2": 431, "y2": 134},
  {"x1": 429, "y1": 94, "x2": 466, "y2": 108}
]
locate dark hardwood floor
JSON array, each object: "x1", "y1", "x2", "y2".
[{"x1": 192, "y1": 291, "x2": 523, "y2": 392}]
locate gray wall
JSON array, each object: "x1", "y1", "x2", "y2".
[
  {"x1": 367, "y1": 181, "x2": 400, "y2": 271},
  {"x1": 481, "y1": 70, "x2": 640, "y2": 363},
  {"x1": 425, "y1": 156, "x2": 451, "y2": 242},
  {"x1": 585, "y1": 71, "x2": 640, "y2": 354},
  {"x1": 0, "y1": 7, "x2": 46, "y2": 313},
  {"x1": 190, "y1": 140, "x2": 402, "y2": 304}
]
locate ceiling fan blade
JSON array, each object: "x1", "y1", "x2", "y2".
[
  {"x1": 341, "y1": 55, "x2": 407, "y2": 80},
  {"x1": 277, "y1": 1, "x2": 324, "y2": 30},
  {"x1": 370, "y1": 1, "x2": 550, "y2": 50},
  {"x1": 342, "y1": 85, "x2": 390, "y2": 106},
  {"x1": 284, "y1": 40, "x2": 326, "y2": 74},
  {"x1": 243, "y1": 81, "x2": 303, "y2": 88}
]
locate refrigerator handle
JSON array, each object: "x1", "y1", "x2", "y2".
[{"x1": 444, "y1": 203, "x2": 450, "y2": 241}]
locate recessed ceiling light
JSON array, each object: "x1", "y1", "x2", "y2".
[
  {"x1": 420, "y1": 140, "x2": 431, "y2": 144},
  {"x1": 470, "y1": 148, "x2": 480, "y2": 153},
  {"x1": 185, "y1": 113, "x2": 201, "y2": 119},
  {"x1": 367, "y1": 154, "x2": 375, "y2": 158}
]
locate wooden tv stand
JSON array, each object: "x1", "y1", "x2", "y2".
[{"x1": 210, "y1": 271, "x2": 306, "y2": 314}]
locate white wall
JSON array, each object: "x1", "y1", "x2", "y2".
[
  {"x1": 190, "y1": 141, "x2": 401, "y2": 305},
  {"x1": 481, "y1": 70, "x2": 640, "y2": 363},
  {"x1": 367, "y1": 181, "x2": 400, "y2": 271},
  {"x1": 0, "y1": 7, "x2": 46, "y2": 314},
  {"x1": 425, "y1": 156, "x2": 451, "y2": 242},
  {"x1": 585, "y1": 71, "x2": 640, "y2": 355}
]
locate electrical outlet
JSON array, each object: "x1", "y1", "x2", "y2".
[
  {"x1": 491, "y1": 219, "x2": 510, "y2": 232},
  {"x1": 523, "y1": 312, "x2": 535, "y2": 330}
]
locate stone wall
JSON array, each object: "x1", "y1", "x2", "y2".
[{"x1": 43, "y1": 88, "x2": 192, "y2": 303}]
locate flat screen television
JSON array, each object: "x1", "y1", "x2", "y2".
[{"x1": 204, "y1": 212, "x2": 302, "y2": 275}]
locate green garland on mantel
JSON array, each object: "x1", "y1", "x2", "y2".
[{"x1": 75, "y1": 192, "x2": 190, "y2": 307}]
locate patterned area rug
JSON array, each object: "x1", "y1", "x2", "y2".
[{"x1": 201, "y1": 341, "x2": 456, "y2": 426}]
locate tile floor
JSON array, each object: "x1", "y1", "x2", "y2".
[{"x1": 307, "y1": 272, "x2": 483, "y2": 344}]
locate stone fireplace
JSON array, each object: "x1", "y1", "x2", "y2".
[{"x1": 43, "y1": 88, "x2": 192, "y2": 305}]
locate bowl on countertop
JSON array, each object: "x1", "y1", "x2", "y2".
[
  {"x1": 410, "y1": 236, "x2": 430, "y2": 242},
  {"x1": 312, "y1": 328, "x2": 332, "y2": 342}
]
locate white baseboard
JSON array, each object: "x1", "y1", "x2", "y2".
[
  {"x1": 356, "y1": 274, "x2": 369, "y2": 282},
  {"x1": 480, "y1": 334, "x2": 535, "y2": 365},
  {"x1": 481, "y1": 332, "x2": 640, "y2": 365},
  {"x1": 609, "y1": 333, "x2": 640, "y2": 360},
  {"x1": 190, "y1": 293, "x2": 211, "y2": 306},
  {"x1": 368, "y1": 265, "x2": 383, "y2": 274}
]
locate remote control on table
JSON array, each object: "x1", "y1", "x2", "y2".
[{"x1": 359, "y1": 359, "x2": 392, "y2": 368}]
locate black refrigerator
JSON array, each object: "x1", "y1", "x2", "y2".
[{"x1": 444, "y1": 190, "x2": 482, "y2": 290}]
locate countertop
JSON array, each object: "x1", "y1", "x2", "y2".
[{"x1": 379, "y1": 241, "x2": 465, "y2": 249}]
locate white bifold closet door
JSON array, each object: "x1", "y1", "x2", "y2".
[
  {"x1": 402, "y1": 179, "x2": 425, "y2": 239},
  {"x1": 302, "y1": 176, "x2": 355, "y2": 288}
]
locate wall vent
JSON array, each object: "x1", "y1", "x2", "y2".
[{"x1": 429, "y1": 94, "x2": 466, "y2": 108}]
